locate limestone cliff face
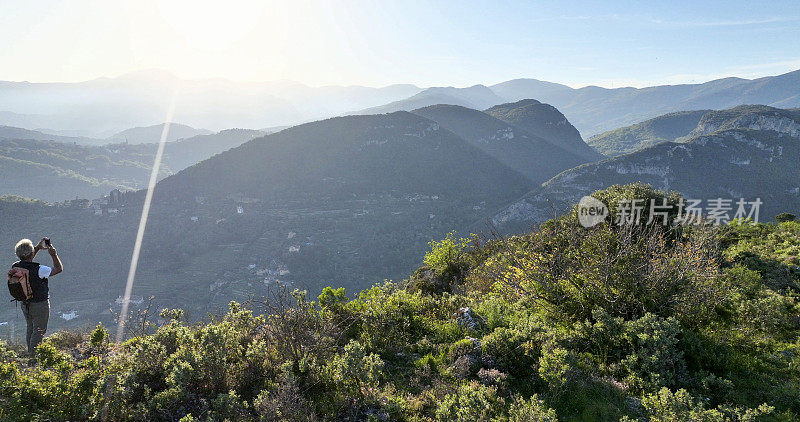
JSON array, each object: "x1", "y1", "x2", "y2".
[
  {"x1": 690, "y1": 113, "x2": 800, "y2": 139},
  {"x1": 685, "y1": 106, "x2": 800, "y2": 140}
]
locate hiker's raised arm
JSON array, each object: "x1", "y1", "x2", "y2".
[
  {"x1": 48, "y1": 244, "x2": 63, "y2": 276},
  {"x1": 32, "y1": 238, "x2": 47, "y2": 259}
]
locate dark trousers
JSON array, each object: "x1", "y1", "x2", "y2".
[{"x1": 21, "y1": 300, "x2": 49, "y2": 356}]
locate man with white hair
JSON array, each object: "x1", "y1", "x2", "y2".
[{"x1": 12, "y1": 238, "x2": 63, "y2": 355}]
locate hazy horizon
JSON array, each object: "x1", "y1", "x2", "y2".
[{"x1": 3, "y1": 65, "x2": 800, "y2": 93}]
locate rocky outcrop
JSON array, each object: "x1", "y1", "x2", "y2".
[{"x1": 690, "y1": 113, "x2": 800, "y2": 139}]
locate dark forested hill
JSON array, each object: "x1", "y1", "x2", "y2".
[
  {"x1": 412, "y1": 104, "x2": 594, "y2": 183},
  {"x1": 0, "y1": 154, "x2": 125, "y2": 202},
  {"x1": 484, "y1": 99, "x2": 603, "y2": 161},
  {"x1": 156, "y1": 112, "x2": 530, "y2": 202},
  {"x1": 158, "y1": 128, "x2": 266, "y2": 169}
]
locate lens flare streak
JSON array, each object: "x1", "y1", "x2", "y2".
[{"x1": 115, "y1": 88, "x2": 180, "y2": 342}]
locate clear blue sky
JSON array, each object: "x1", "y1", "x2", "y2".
[{"x1": 1, "y1": 0, "x2": 799, "y2": 88}]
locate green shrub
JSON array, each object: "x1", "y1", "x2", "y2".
[
  {"x1": 327, "y1": 340, "x2": 384, "y2": 399},
  {"x1": 474, "y1": 295, "x2": 513, "y2": 330},
  {"x1": 435, "y1": 382, "x2": 505, "y2": 422},
  {"x1": 45, "y1": 329, "x2": 85, "y2": 351},
  {"x1": 538, "y1": 345, "x2": 577, "y2": 394},
  {"x1": 90, "y1": 323, "x2": 108, "y2": 348},
  {"x1": 509, "y1": 394, "x2": 558, "y2": 422},
  {"x1": 620, "y1": 313, "x2": 686, "y2": 394},
  {"x1": 481, "y1": 327, "x2": 537, "y2": 377},
  {"x1": 424, "y1": 231, "x2": 471, "y2": 278},
  {"x1": 318, "y1": 286, "x2": 348, "y2": 311},
  {"x1": 635, "y1": 387, "x2": 774, "y2": 422}
]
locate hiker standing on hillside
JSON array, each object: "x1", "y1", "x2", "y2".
[{"x1": 11, "y1": 238, "x2": 62, "y2": 355}]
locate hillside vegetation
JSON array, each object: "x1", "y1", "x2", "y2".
[{"x1": 3, "y1": 185, "x2": 799, "y2": 421}]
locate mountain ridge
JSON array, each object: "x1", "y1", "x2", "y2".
[
  {"x1": 4, "y1": 69, "x2": 800, "y2": 138},
  {"x1": 487, "y1": 69, "x2": 800, "y2": 136},
  {"x1": 356, "y1": 85, "x2": 505, "y2": 115}
]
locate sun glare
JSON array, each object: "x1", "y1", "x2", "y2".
[{"x1": 156, "y1": 0, "x2": 266, "y2": 51}]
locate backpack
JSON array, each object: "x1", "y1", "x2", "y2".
[{"x1": 8, "y1": 267, "x2": 33, "y2": 301}]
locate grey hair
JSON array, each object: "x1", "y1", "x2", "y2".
[{"x1": 15, "y1": 239, "x2": 34, "y2": 260}]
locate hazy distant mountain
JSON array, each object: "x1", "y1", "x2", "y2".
[
  {"x1": 489, "y1": 69, "x2": 800, "y2": 136},
  {"x1": 36, "y1": 127, "x2": 113, "y2": 138},
  {"x1": 484, "y1": 99, "x2": 603, "y2": 161},
  {"x1": 493, "y1": 105, "x2": 800, "y2": 232},
  {"x1": 412, "y1": 104, "x2": 593, "y2": 183},
  {"x1": 0, "y1": 128, "x2": 264, "y2": 201},
  {"x1": 357, "y1": 85, "x2": 505, "y2": 115},
  {"x1": 108, "y1": 123, "x2": 212, "y2": 144},
  {"x1": 0, "y1": 111, "x2": 48, "y2": 130},
  {"x1": 588, "y1": 110, "x2": 711, "y2": 156},
  {"x1": 0, "y1": 153, "x2": 124, "y2": 202},
  {"x1": 490, "y1": 78, "x2": 576, "y2": 105},
  {"x1": 0, "y1": 70, "x2": 422, "y2": 135},
  {"x1": 0, "y1": 125, "x2": 105, "y2": 145}
]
